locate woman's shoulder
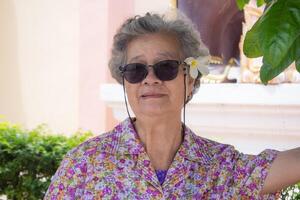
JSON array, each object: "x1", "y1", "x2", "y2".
[
  {"x1": 65, "y1": 127, "x2": 120, "y2": 161},
  {"x1": 190, "y1": 131, "x2": 236, "y2": 157},
  {"x1": 190, "y1": 130, "x2": 278, "y2": 167}
]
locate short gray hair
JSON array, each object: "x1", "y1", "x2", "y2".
[{"x1": 108, "y1": 11, "x2": 209, "y2": 101}]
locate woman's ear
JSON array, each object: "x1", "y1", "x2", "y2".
[
  {"x1": 187, "y1": 77, "x2": 195, "y2": 96},
  {"x1": 188, "y1": 76, "x2": 194, "y2": 85}
]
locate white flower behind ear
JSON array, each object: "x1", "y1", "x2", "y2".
[{"x1": 184, "y1": 56, "x2": 209, "y2": 79}]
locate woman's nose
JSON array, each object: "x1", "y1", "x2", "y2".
[{"x1": 142, "y1": 66, "x2": 162, "y2": 85}]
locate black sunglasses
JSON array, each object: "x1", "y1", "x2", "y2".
[{"x1": 119, "y1": 60, "x2": 185, "y2": 84}]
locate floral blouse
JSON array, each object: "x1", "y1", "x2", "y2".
[{"x1": 44, "y1": 118, "x2": 279, "y2": 199}]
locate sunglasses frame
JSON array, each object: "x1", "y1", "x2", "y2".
[{"x1": 119, "y1": 60, "x2": 187, "y2": 84}]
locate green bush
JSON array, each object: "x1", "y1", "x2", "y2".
[
  {"x1": 281, "y1": 183, "x2": 300, "y2": 200},
  {"x1": 0, "y1": 121, "x2": 93, "y2": 200}
]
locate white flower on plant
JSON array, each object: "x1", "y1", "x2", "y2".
[{"x1": 184, "y1": 56, "x2": 209, "y2": 79}]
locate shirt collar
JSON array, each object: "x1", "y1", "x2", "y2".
[{"x1": 115, "y1": 118, "x2": 214, "y2": 165}]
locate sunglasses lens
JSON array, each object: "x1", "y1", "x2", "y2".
[
  {"x1": 123, "y1": 63, "x2": 147, "y2": 83},
  {"x1": 154, "y1": 60, "x2": 179, "y2": 81},
  {"x1": 122, "y1": 60, "x2": 180, "y2": 83}
]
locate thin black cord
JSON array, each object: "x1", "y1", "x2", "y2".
[
  {"x1": 122, "y1": 76, "x2": 134, "y2": 126},
  {"x1": 183, "y1": 68, "x2": 187, "y2": 136}
]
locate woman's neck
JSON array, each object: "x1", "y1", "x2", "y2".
[{"x1": 134, "y1": 116, "x2": 183, "y2": 170}]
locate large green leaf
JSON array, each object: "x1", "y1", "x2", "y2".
[
  {"x1": 295, "y1": 36, "x2": 300, "y2": 73},
  {"x1": 243, "y1": 21, "x2": 264, "y2": 57},
  {"x1": 261, "y1": 0, "x2": 300, "y2": 67},
  {"x1": 260, "y1": 36, "x2": 300, "y2": 84},
  {"x1": 243, "y1": 0, "x2": 300, "y2": 84},
  {"x1": 296, "y1": 58, "x2": 300, "y2": 73}
]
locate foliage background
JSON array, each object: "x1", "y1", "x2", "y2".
[{"x1": 0, "y1": 121, "x2": 92, "y2": 200}]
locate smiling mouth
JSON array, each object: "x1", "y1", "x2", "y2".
[{"x1": 141, "y1": 94, "x2": 166, "y2": 99}]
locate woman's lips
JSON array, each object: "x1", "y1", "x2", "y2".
[{"x1": 140, "y1": 93, "x2": 166, "y2": 99}]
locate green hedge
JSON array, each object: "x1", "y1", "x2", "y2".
[
  {"x1": 0, "y1": 121, "x2": 92, "y2": 200},
  {"x1": 0, "y1": 121, "x2": 299, "y2": 199},
  {"x1": 281, "y1": 183, "x2": 300, "y2": 199}
]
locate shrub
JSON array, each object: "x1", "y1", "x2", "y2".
[
  {"x1": 281, "y1": 183, "x2": 300, "y2": 200},
  {"x1": 0, "y1": 121, "x2": 93, "y2": 200}
]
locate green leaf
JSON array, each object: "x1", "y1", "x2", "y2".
[
  {"x1": 243, "y1": 21, "x2": 264, "y2": 57},
  {"x1": 259, "y1": 0, "x2": 300, "y2": 67},
  {"x1": 295, "y1": 36, "x2": 300, "y2": 73},
  {"x1": 260, "y1": 36, "x2": 299, "y2": 84},
  {"x1": 296, "y1": 58, "x2": 300, "y2": 73},
  {"x1": 236, "y1": 0, "x2": 250, "y2": 10},
  {"x1": 260, "y1": 59, "x2": 290, "y2": 85},
  {"x1": 243, "y1": 0, "x2": 300, "y2": 84},
  {"x1": 259, "y1": 63, "x2": 270, "y2": 85},
  {"x1": 257, "y1": 0, "x2": 265, "y2": 7}
]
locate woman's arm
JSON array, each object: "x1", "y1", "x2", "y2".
[{"x1": 261, "y1": 147, "x2": 300, "y2": 194}]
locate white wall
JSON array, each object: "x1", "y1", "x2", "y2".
[
  {"x1": 134, "y1": 0, "x2": 172, "y2": 15},
  {"x1": 0, "y1": 0, "x2": 175, "y2": 134},
  {"x1": 101, "y1": 83, "x2": 300, "y2": 154},
  {"x1": 0, "y1": 0, "x2": 80, "y2": 134},
  {"x1": 0, "y1": 0, "x2": 25, "y2": 124}
]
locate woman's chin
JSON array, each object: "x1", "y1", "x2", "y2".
[{"x1": 137, "y1": 107, "x2": 169, "y2": 117}]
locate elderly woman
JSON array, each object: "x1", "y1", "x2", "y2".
[{"x1": 45, "y1": 12, "x2": 300, "y2": 199}]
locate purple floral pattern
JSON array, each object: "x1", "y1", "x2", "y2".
[{"x1": 44, "y1": 118, "x2": 279, "y2": 199}]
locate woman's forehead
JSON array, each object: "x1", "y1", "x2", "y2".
[
  {"x1": 128, "y1": 51, "x2": 179, "y2": 63},
  {"x1": 126, "y1": 33, "x2": 182, "y2": 62}
]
